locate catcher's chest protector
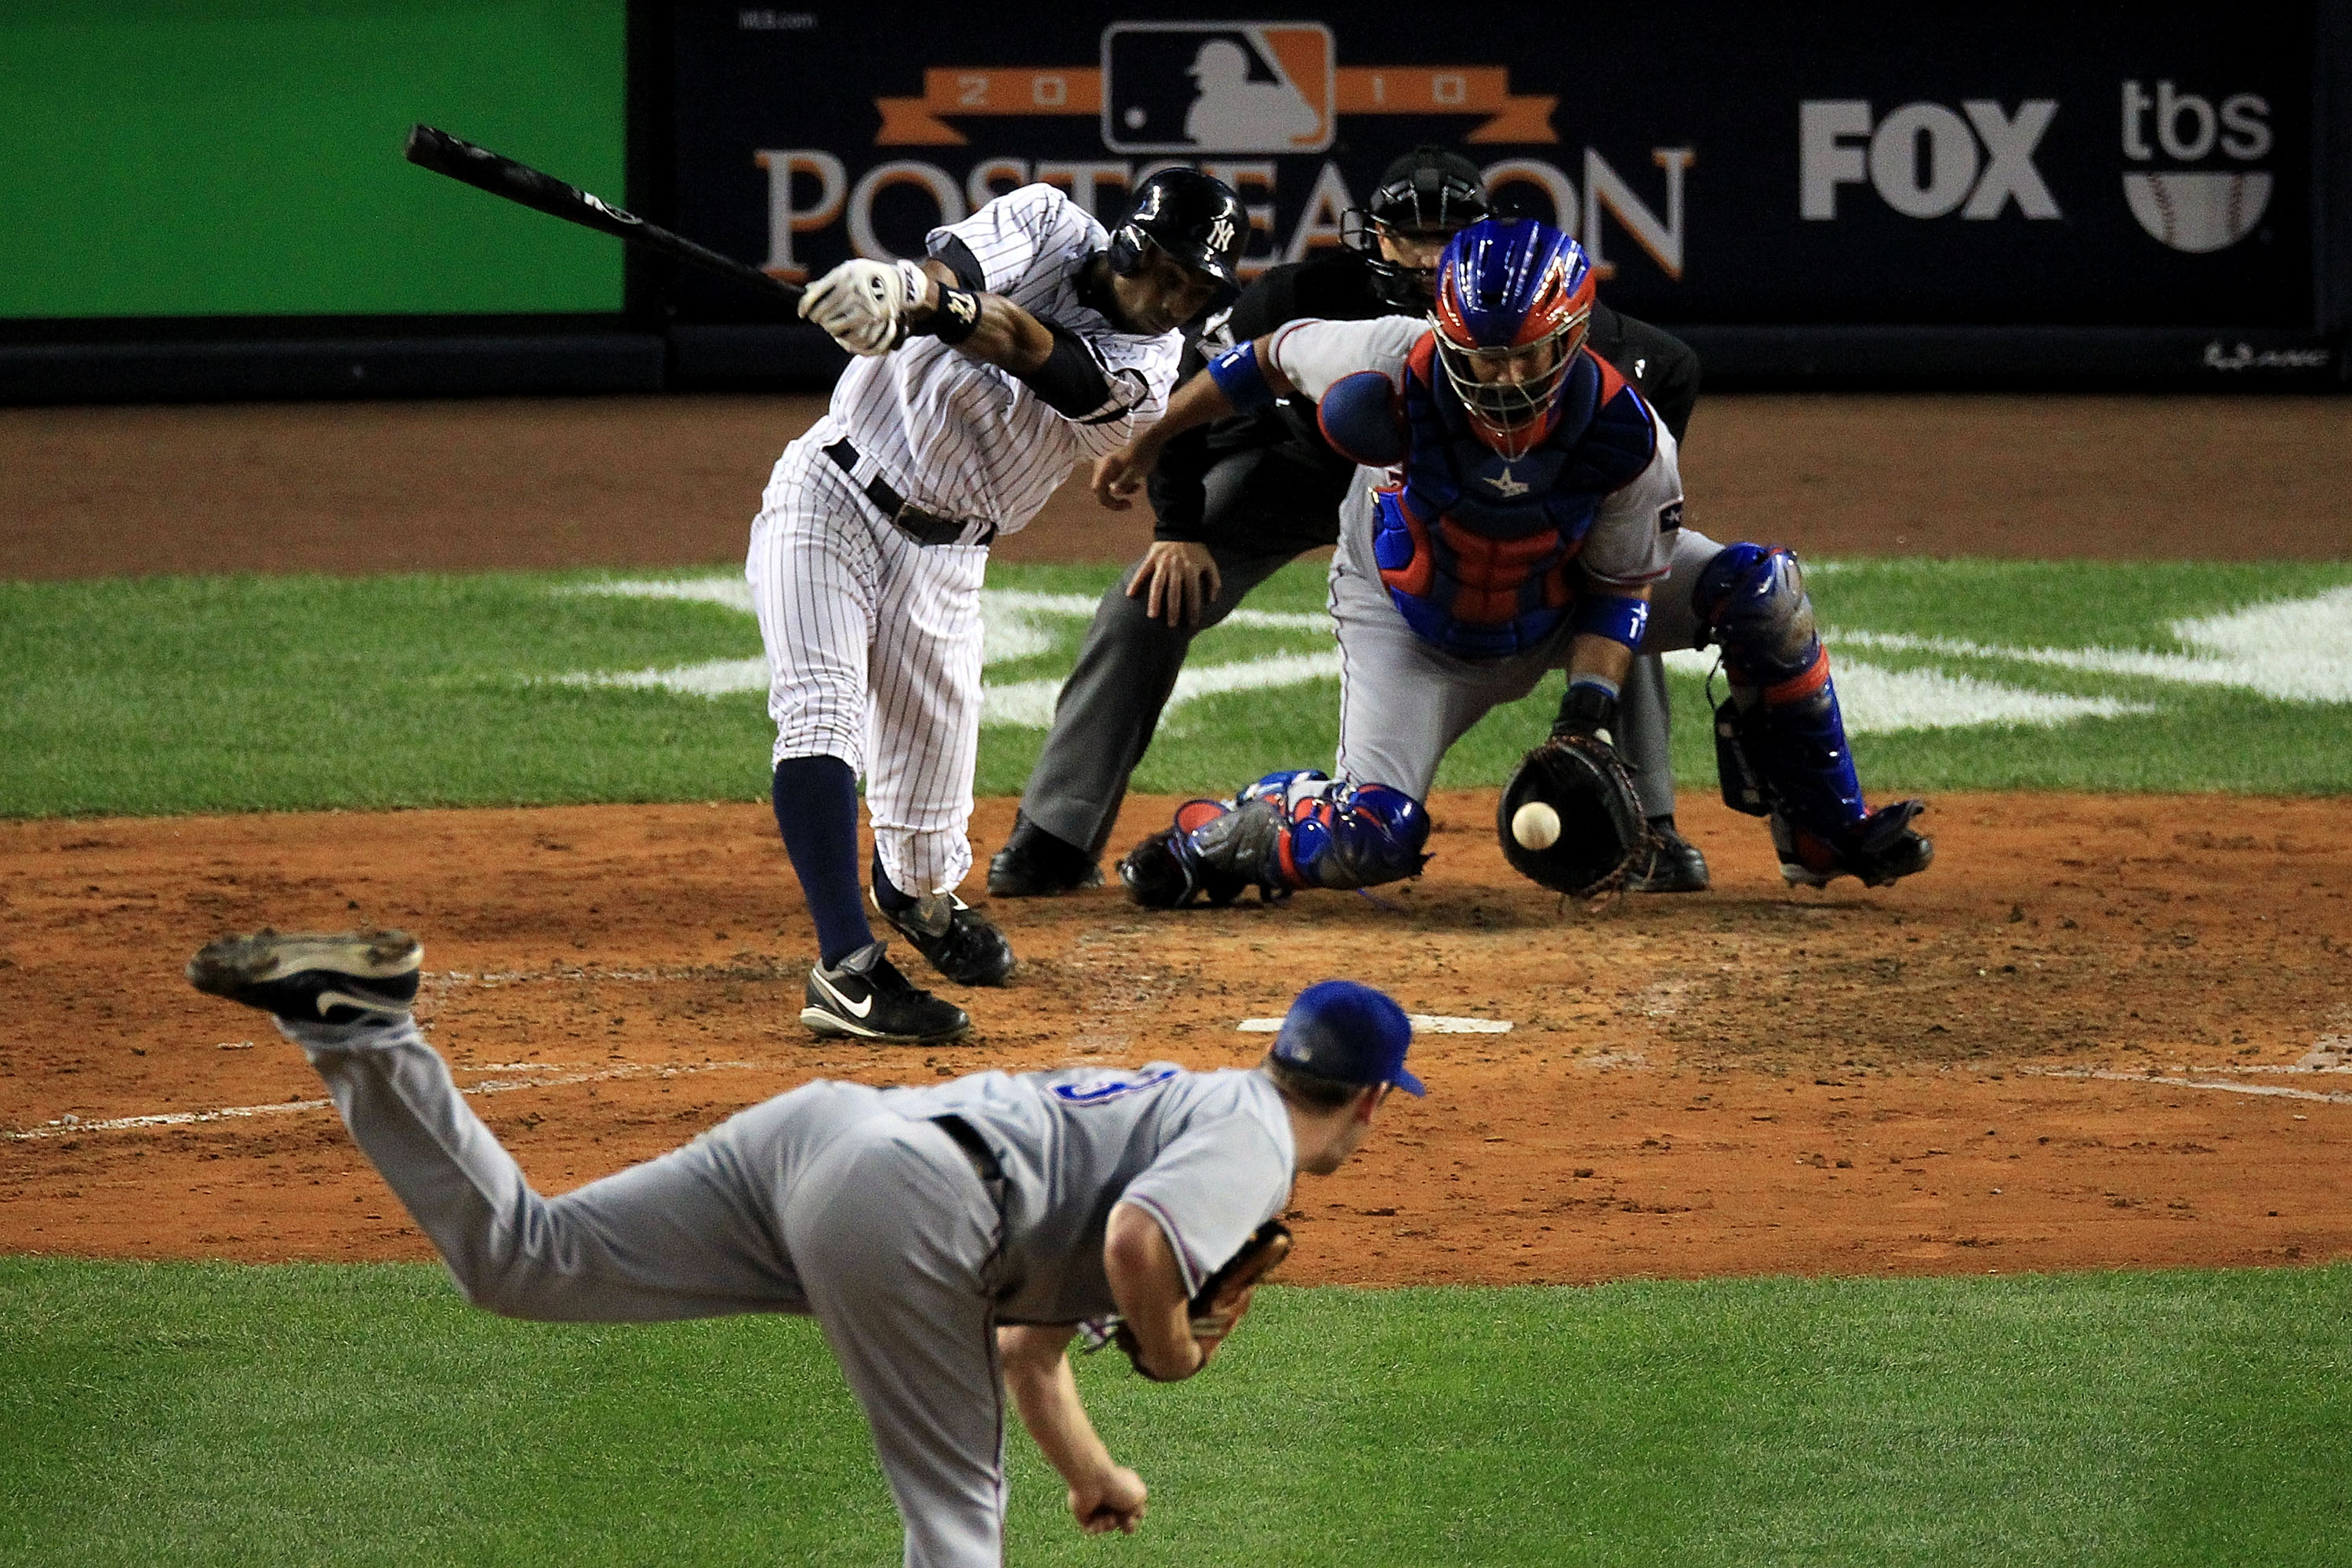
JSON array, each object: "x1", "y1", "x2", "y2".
[{"x1": 1376, "y1": 339, "x2": 1657, "y2": 659}]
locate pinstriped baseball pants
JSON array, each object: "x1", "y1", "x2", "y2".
[{"x1": 749, "y1": 417, "x2": 991, "y2": 898}]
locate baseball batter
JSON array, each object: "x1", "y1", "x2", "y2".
[
  {"x1": 990, "y1": 147, "x2": 1711, "y2": 900},
  {"x1": 1101, "y1": 216, "x2": 1934, "y2": 904},
  {"x1": 762, "y1": 170, "x2": 1246, "y2": 1042},
  {"x1": 187, "y1": 928, "x2": 1422, "y2": 1568}
]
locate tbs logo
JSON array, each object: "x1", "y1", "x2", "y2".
[
  {"x1": 1799, "y1": 99, "x2": 2060, "y2": 221},
  {"x1": 2121, "y1": 80, "x2": 2273, "y2": 254}
]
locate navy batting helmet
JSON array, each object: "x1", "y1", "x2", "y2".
[{"x1": 1108, "y1": 168, "x2": 1247, "y2": 304}]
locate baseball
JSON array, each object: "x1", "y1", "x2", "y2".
[{"x1": 1512, "y1": 800, "x2": 1562, "y2": 850}]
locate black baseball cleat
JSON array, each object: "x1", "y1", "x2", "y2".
[
  {"x1": 1625, "y1": 816, "x2": 1711, "y2": 894},
  {"x1": 187, "y1": 928, "x2": 423, "y2": 1023},
  {"x1": 986, "y1": 814, "x2": 1103, "y2": 898},
  {"x1": 1776, "y1": 800, "x2": 1935, "y2": 889},
  {"x1": 871, "y1": 886, "x2": 1017, "y2": 987},
  {"x1": 800, "y1": 941, "x2": 971, "y2": 1042}
]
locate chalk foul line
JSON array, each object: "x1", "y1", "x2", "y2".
[{"x1": 2, "y1": 1058, "x2": 769, "y2": 1142}]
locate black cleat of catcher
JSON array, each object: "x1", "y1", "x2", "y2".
[
  {"x1": 801, "y1": 940, "x2": 971, "y2": 1042},
  {"x1": 871, "y1": 887, "x2": 1017, "y2": 988},
  {"x1": 187, "y1": 928, "x2": 423, "y2": 1023},
  {"x1": 1777, "y1": 800, "x2": 1934, "y2": 889},
  {"x1": 986, "y1": 813, "x2": 1103, "y2": 898},
  {"x1": 1625, "y1": 816, "x2": 1711, "y2": 894}
]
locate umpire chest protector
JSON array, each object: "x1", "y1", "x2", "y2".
[{"x1": 1370, "y1": 337, "x2": 1655, "y2": 659}]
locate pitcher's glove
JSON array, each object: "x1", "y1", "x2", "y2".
[
  {"x1": 1499, "y1": 723, "x2": 1657, "y2": 900},
  {"x1": 1106, "y1": 1218, "x2": 1294, "y2": 1381}
]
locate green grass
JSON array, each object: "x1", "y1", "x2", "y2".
[
  {"x1": 3, "y1": 1256, "x2": 2346, "y2": 1566},
  {"x1": 2, "y1": 558, "x2": 2347, "y2": 817}
]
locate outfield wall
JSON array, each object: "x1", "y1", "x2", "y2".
[{"x1": 4, "y1": 0, "x2": 2347, "y2": 401}]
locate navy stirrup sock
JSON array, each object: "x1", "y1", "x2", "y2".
[
  {"x1": 771, "y1": 757, "x2": 873, "y2": 967},
  {"x1": 870, "y1": 853, "x2": 916, "y2": 916}
]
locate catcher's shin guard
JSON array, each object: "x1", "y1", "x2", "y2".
[
  {"x1": 1121, "y1": 773, "x2": 1430, "y2": 904},
  {"x1": 1243, "y1": 771, "x2": 1430, "y2": 892},
  {"x1": 1698, "y1": 543, "x2": 1931, "y2": 887},
  {"x1": 1119, "y1": 798, "x2": 1258, "y2": 908}
]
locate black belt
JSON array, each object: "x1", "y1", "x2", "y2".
[
  {"x1": 824, "y1": 437, "x2": 996, "y2": 548},
  {"x1": 931, "y1": 1114, "x2": 1005, "y2": 1185}
]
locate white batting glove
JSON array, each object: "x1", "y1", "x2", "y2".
[{"x1": 798, "y1": 259, "x2": 927, "y2": 357}]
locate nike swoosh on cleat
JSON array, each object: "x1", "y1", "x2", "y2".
[
  {"x1": 811, "y1": 971, "x2": 873, "y2": 1018},
  {"x1": 315, "y1": 988, "x2": 397, "y2": 1016}
]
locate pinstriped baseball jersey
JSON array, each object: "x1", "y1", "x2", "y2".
[
  {"x1": 749, "y1": 183, "x2": 1188, "y2": 901},
  {"x1": 884, "y1": 1062, "x2": 1294, "y2": 1324},
  {"x1": 826, "y1": 183, "x2": 1187, "y2": 535}
]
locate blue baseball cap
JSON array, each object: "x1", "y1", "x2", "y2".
[{"x1": 1272, "y1": 980, "x2": 1425, "y2": 1096}]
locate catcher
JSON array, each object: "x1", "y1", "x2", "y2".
[
  {"x1": 187, "y1": 925, "x2": 1419, "y2": 1568},
  {"x1": 1098, "y1": 216, "x2": 1934, "y2": 907}
]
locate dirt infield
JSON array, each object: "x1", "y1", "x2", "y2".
[
  {"x1": 4, "y1": 792, "x2": 2347, "y2": 1282},
  {"x1": 2, "y1": 392, "x2": 2347, "y2": 1284}
]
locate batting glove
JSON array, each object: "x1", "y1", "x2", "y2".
[{"x1": 800, "y1": 259, "x2": 928, "y2": 357}]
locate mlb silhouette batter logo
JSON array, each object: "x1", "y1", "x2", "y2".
[{"x1": 1102, "y1": 22, "x2": 1334, "y2": 154}]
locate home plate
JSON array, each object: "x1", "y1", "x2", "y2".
[{"x1": 1237, "y1": 1014, "x2": 1512, "y2": 1034}]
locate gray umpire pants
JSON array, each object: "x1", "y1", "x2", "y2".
[
  {"x1": 284, "y1": 1014, "x2": 1008, "y2": 1568},
  {"x1": 1018, "y1": 543, "x2": 1682, "y2": 857}
]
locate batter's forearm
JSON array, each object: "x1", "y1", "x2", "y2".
[{"x1": 911, "y1": 259, "x2": 1055, "y2": 372}]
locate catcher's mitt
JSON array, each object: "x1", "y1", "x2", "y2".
[
  {"x1": 1497, "y1": 731, "x2": 1657, "y2": 898},
  {"x1": 1109, "y1": 1218, "x2": 1293, "y2": 1381}
]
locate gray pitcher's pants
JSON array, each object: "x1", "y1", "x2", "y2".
[
  {"x1": 1019, "y1": 543, "x2": 1685, "y2": 855},
  {"x1": 283, "y1": 1015, "x2": 1007, "y2": 1568}
]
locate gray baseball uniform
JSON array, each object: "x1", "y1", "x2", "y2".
[
  {"x1": 282, "y1": 1011, "x2": 1292, "y2": 1568},
  {"x1": 1268, "y1": 313, "x2": 1713, "y2": 800}
]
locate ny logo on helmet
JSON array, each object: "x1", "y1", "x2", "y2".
[{"x1": 1206, "y1": 213, "x2": 1236, "y2": 252}]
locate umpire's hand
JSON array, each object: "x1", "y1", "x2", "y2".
[{"x1": 1128, "y1": 540, "x2": 1222, "y2": 627}]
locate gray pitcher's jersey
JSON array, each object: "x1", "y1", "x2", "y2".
[
  {"x1": 826, "y1": 183, "x2": 1187, "y2": 536},
  {"x1": 885, "y1": 1063, "x2": 1294, "y2": 1324}
]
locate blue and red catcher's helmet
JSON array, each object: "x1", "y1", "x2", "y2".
[{"x1": 1430, "y1": 218, "x2": 1596, "y2": 457}]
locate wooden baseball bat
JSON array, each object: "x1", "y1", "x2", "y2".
[{"x1": 402, "y1": 124, "x2": 804, "y2": 304}]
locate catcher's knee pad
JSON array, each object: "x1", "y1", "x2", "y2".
[
  {"x1": 1693, "y1": 543, "x2": 1822, "y2": 691},
  {"x1": 1277, "y1": 780, "x2": 1429, "y2": 891}
]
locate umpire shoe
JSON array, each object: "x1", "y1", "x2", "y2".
[
  {"x1": 986, "y1": 814, "x2": 1103, "y2": 898},
  {"x1": 801, "y1": 940, "x2": 971, "y2": 1042},
  {"x1": 1626, "y1": 816, "x2": 1711, "y2": 894},
  {"x1": 187, "y1": 928, "x2": 423, "y2": 1023},
  {"x1": 872, "y1": 887, "x2": 1018, "y2": 987}
]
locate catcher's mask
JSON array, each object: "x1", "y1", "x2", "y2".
[{"x1": 1431, "y1": 218, "x2": 1595, "y2": 459}]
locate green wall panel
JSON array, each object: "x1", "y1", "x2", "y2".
[{"x1": 0, "y1": 1, "x2": 626, "y2": 318}]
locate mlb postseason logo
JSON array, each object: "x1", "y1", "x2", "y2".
[{"x1": 1101, "y1": 22, "x2": 1335, "y2": 154}]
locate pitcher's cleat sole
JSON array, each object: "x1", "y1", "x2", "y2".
[{"x1": 187, "y1": 928, "x2": 423, "y2": 1022}]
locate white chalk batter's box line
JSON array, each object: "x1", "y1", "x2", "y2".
[
  {"x1": 552, "y1": 577, "x2": 2352, "y2": 734},
  {"x1": 2, "y1": 1058, "x2": 768, "y2": 1142},
  {"x1": 17, "y1": 1033, "x2": 2343, "y2": 1142}
]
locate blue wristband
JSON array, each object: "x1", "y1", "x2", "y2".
[
  {"x1": 1205, "y1": 340, "x2": 1278, "y2": 413},
  {"x1": 1569, "y1": 593, "x2": 1651, "y2": 651}
]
